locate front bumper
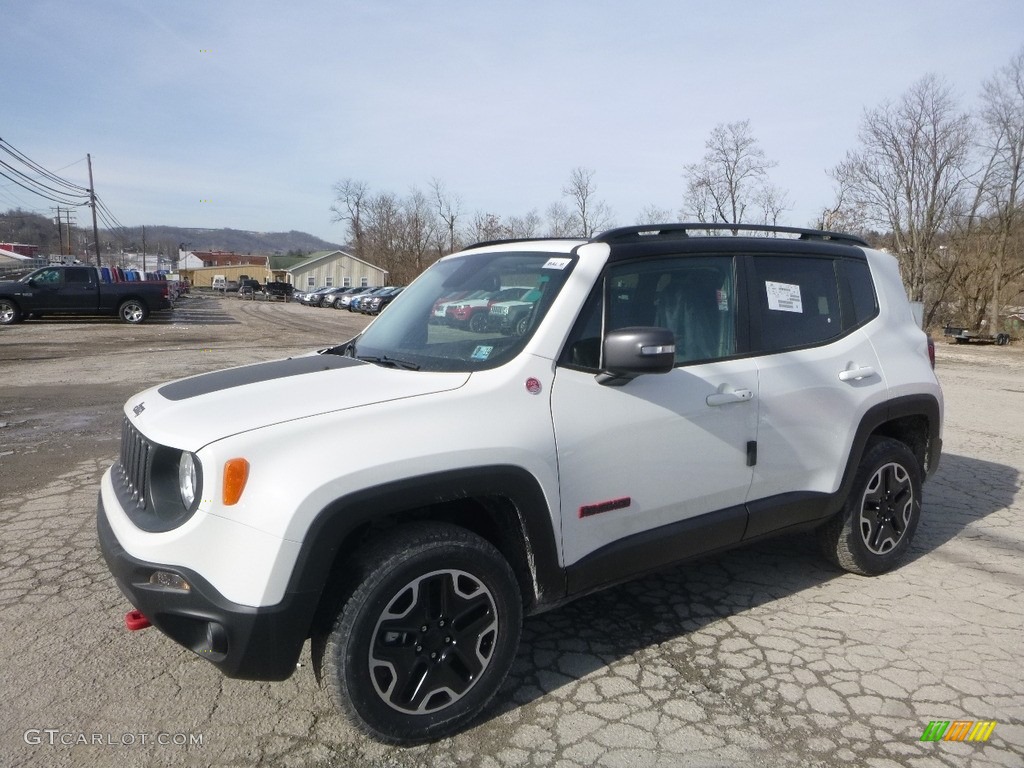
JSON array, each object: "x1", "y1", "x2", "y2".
[{"x1": 97, "y1": 493, "x2": 316, "y2": 681}]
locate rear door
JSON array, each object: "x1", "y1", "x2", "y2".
[
  {"x1": 56, "y1": 267, "x2": 99, "y2": 312},
  {"x1": 743, "y1": 253, "x2": 889, "y2": 537}
]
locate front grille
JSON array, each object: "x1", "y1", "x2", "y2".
[{"x1": 118, "y1": 417, "x2": 152, "y2": 510}]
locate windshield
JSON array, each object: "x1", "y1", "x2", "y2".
[{"x1": 336, "y1": 250, "x2": 577, "y2": 372}]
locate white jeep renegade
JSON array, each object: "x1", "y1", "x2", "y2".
[{"x1": 98, "y1": 224, "x2": 943, "y2": 744}]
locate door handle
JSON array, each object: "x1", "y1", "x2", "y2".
[
  {"x1": 706, "y1": 389, "x2": 754, "y2": 406},
  {"x1": 838, "y1": 365, "x2": 876, "y2": 382}
]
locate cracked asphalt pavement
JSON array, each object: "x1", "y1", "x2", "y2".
[{"x1": 1, "y1": 295, "x2": 1022, "y2": 767}]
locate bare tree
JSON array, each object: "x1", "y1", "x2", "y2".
[
  {"x1": 329, "y1": 179, "x2": 369, "y2": 256},
  {"x1": 681, "y1": 120, "x2": 786, "y2": 227},
  {"x1": 829, "y1": 75, "x2": 973, "y2": 302},
  {"x1": 362, "y1": 191, "x2": 404, "y2": 279},
  {"x1": 638, "y1": 204, "x2": 675, "y2": 225},
  {"x1": 975, "y1": 47, "x2": 1024, "y2": 332},
  {"x1": 506, "y1": 210, "x2": 541, "y2": 239},
  {"x1": 430, "y1": 178, "x2": 462, "y2": 255},
  {"x1": 545, "y1": 201, "x2": 575, "y2": 237},
  {"x1": 562, "y1": 167, "x2": 613, "y2": 237},
  {"x1": 402, "y1": 187, "x2": 440, "y2": 279},
  {"x1": 466, "y1": 212, "x2": 506, "y2": 243}
]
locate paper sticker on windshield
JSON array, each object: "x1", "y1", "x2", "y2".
[
  {"x1": 765, "y1": 281, "x2": 803, "y2": 313},
  {"x1": 471, "y1": 345, "x2": 494, "y2": 361},
  {"x1": 543, "y1": 257, "x2": 571, "y2": 270}
]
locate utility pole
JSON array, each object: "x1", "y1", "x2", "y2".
[
  {"x1": 53, "y1": 207, "x2": 65, "y2": 255},
  {"x1": 65, "y1": 209, "x2": 74, "y2": 257},
  {"x1": 87, "y1": 153, "x2": 101, "y2": 267},
  {"x1": 142, "y1": 225, "x2": 147, "y2": 273}
]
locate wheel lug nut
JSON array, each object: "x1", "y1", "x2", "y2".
[
  {"x1": 438, "y1": 619, "x2": 445, "y2": 627},
  {"x1": 421, "y1": 625, "x2": 428, "y2": 632},
  {"x1": 445, "y1": 636, "x2": 451, "y2": 644},
  {"x1": 415, "y1": 645, "x2": 422, "y2": 652},
  {"x1": 430, "y1": 652, "x2": 437, "y2": 660}
]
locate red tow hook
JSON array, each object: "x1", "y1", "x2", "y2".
[{"x1": 125, "y1": 609, "x2": 152, "y2": 631}]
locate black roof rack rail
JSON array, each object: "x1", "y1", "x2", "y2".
[
  {"x1": 593, "y1": 223, "x2": 869, "y2": 248},
  {"x1": 462, "y1": 236, "x2": 584, "y2": 251}
]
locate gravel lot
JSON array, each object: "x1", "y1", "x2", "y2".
[{"x1": 1, "y1": 294, "x2": 1022, "y2": 767}]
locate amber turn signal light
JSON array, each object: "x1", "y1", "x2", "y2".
[{"x1": 222, "y1": 458, "x2": 250, "y2": 505}]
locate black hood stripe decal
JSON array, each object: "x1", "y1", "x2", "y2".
[{"x1": 158, "y1": 355, "x2": 363, "y2": 401}]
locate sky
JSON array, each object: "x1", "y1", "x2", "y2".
[{"x1": 1, "y1": 0, "x2": 1022, "y2": 245}]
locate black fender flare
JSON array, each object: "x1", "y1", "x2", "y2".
[
  {"x1": 287, "y1": 465, "x2": 565, "y2": 633},
  {"x1": 833, "y1": 393, "x2": 942, "y2": 514}
]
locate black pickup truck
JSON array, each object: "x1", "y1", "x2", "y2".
[{"x1": 0, "y1": 265, "x2": 173, "y2": 325}]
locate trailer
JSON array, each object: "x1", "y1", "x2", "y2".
[{"x1": 943, "y1": 325, "x2": 1011, "y2": 345}]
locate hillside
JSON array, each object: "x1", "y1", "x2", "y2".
[
  {"x1": 0, "y1": 209, "x2": 346, "y2": 256},
  {"x1": 122, "y1": 225, "x2": 346, "y2": 254}
]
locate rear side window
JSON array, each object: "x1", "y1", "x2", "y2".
[
  {"x1": 65, "y1": 268, "x2": 93, "y2": 284},
  {"x1": 751, "y1": 256, "x2": 842, "y2": 352},
  {"x1": 840, "y1": 259, "x2": 878, "y2": 328}
]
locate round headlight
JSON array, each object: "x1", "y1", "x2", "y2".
[{"x1": 178, "y1": 452, "x2": 198, "y2": 508}]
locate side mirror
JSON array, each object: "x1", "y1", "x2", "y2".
[{"x1": 597, "y1": 327, "x2": 676, "y2": 386}]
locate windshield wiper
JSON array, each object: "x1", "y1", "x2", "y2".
[{"x1": 356, "y1": 355, "x2": 420, "y2": 371}]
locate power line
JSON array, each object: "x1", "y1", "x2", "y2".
[
  {"x1": 0, "y1": 138, "x2": 89, "y2": 193},
  {"x1": 0, "y1": 139, "x2": 135, "y2": 264},
  {"x1": 0, "y1": 164, "x2": 88, "y2": 206}
]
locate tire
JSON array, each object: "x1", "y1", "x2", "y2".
[
  {"x1": 818, "y1": 437, "x2": 922, "y2": 576},
  {"x1": 0, "y1": 298, "x2": 23, "y2": 325},
  {"x1": 118, "y1": 299, "x2": 149, "y2": 324},
  {"x1": 468, "y1": 312, "x2": 488, "y2": 333},
  {"x1": 514, "y1": 315, "x2": 530, "y2": 336},
  {"x1": 322, "y1": 523, "x2": 522, "y2": 745}
]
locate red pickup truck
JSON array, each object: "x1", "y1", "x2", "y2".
[{"x1": 0, "y1": 265, "x2": 173, "y2": 325}]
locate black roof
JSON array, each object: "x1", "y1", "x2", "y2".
[
  {"x1": 464, "y1": 223, "x2": 869, "y2": 256},
  {"x1": 594, "y1": 223, "x2": 868, "y2": 247}
]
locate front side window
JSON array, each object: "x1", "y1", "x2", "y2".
[
  {"x1": 28, "y1": 268, "x2": 63, "y2": 285},
  {"x1": 562, "y1": 255, "x2": 736, "y2": 369},
  {"x1": 341, "y1": 251, "x2": 577, "y2": 372}
]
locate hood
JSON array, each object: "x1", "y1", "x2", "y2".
[{"x1": 125, "y1": 354, "x2": 469, "y2": 451}]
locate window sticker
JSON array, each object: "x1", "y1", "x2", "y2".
[
  {"x1": 765, "y1": 281, "x2": 803, "y2": 313},
  {"x1": 542, "y1": 257, "x2": 571, "y2": 270},
  {"x1": 470, "y1": 345, "x2": 494, "y2": 361},
  {"x1": 716, "y1": 288, "x2": 729, "y2": 312}
]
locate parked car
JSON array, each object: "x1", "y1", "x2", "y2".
[
  {"x1": 361, "y1": 286, "x2": 404, "y2": 315},
  {"x1": 336, "y1": 286, "x2": 376, "y2": 310},
  {"x1": 98, "y1": 223, "x2": 943, "y2": 744},
  {"x1": 237, "y1": 279, "x2": 262, "y2": 300},
  {"x1": 0, "y1": 264, "x2": 172, "y2": 324},
  {"x1": 487, "y1": 287, "x2": 543, "y2": 335},
  {"x1": 349, "y1": 286, "x2": 392, "y2": 312},
  {"x1": 318, "y1": 287, "x2": 357, "y2": 308},
  {"x1": 444, "y1": 286, "x2": 533, "y2": 331},
  {"x1": 264, "y1": 282, "x2": 294, "y2": 302},
  {"x1": 299, "y1": 287, "x2": 334, "y2": 306}
]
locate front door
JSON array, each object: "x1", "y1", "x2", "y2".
[{"x1": 550, "y1": 255, "x2": 757, "y2": 585}]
